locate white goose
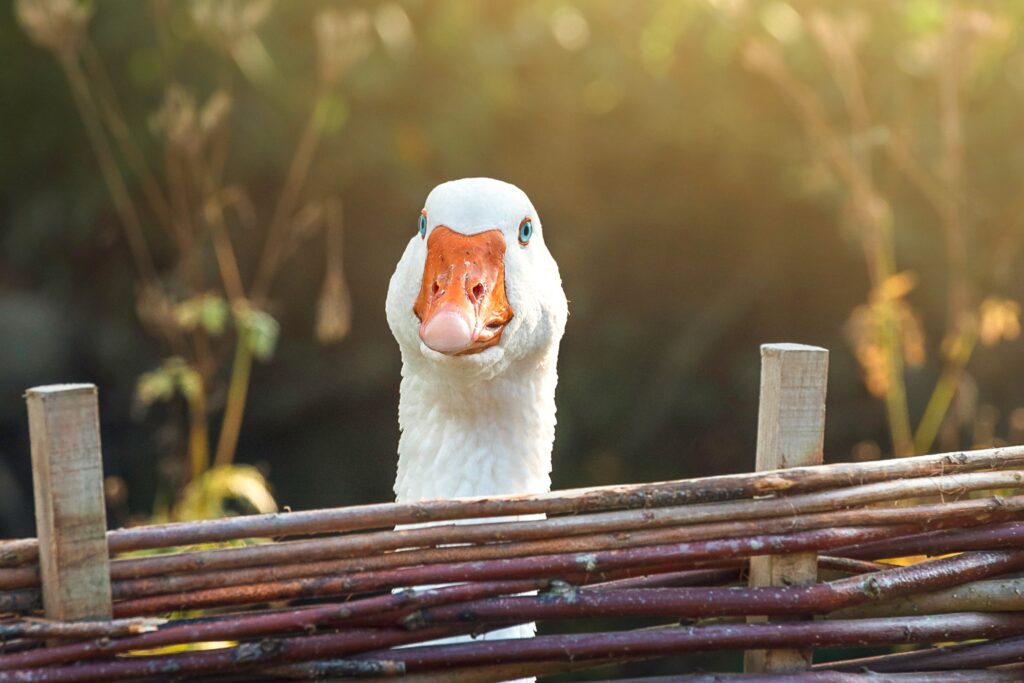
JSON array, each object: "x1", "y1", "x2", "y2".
[{"x1": 385, "y1": 178, "x2": 569, "y2": 645}]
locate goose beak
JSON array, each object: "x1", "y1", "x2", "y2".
[{"x1": 414, "y1": 226, "x2": 513, "y2": 355}]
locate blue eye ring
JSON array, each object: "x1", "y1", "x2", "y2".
[
  {"x1": 518, "y1": 217, "x2": 533, "y2": 246},
  {"x1": 418, "y1": 211, "x2": 427, "y2": 238}
]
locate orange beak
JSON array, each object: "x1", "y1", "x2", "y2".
[{"x1": 413, "y1": 226, "x2": 513, "y2": 355}]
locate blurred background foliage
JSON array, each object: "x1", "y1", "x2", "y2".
[{"x1": 2, "y1": 0, "x2": 1024, "y2": 671}]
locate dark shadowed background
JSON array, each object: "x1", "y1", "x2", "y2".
[{"x1": 2, "y1": 0, "x2": 1023, "y2": 676}]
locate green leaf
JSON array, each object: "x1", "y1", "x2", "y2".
[
  {"x1": 175, "y1": 294, "x2": 229, "y2": 336},
  {"x1": 234, "y1": 302, "x2": 280, "y2": 361},
  {"x1": 136, "y1": 366, "x2": 176, "y2": 407},
  {"x1": 135, "y1": 357, "x2": 205, "y2": 409},
  {"x1": 904, "y1": 0, "x2": 946, "y2": 35},
  {"x1": 177, "y1": 365, "x2": 203, "y2": 402},
  {"x1": 314, "y1": 92, "x2": 349, "y2": 134},
  {"x1": 199, "y1": 296, "x2": 229, "y2": 335}
]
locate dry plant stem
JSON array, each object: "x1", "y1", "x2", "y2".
[
  {"x1": 3, "y1": 444, "x2": 1017, "y2": 567},
  {"x1": 187, "y1": 379, "x2": 210, "y2": 481},
  {"x1": 99, "y1": 496, "x2": 1023, "y2": 602},
  {"x1": 164, "y1": 141, "x2": 198, "y2": 278},
  {"x1": 803, "y1": 11, "x2": 870, "y2": 133},
  {"x1": 79, "y1": 40, "x2": 175, "y2": 233},
  {"x1": 100, "y1": 471, "x2": 1024, "y2": 582},
  {"x1": 878, "y1": 297, "x2": 914, "y2": 455},
  {"x1": 830, "y1": 577, "x2": 1024, "y2": 619},
  {"x1": 743, "y1": 40, "x2": 912, "y2": 455},
  {"x1": 201, "y1": 158, "x2": 249, "y2": 470},
  {"x1": 252, "y1": 90, "x2": 326, "y2": 299},
  {"x1": 817, "y1": 29, "x2": 912, "y2": 459},
  {"x1": 206, "y1": 202, "x2": 246, "y2": 302},
  {"x1": 837, "y1": 520, "x2": 1024, "y2": 559},
  {"x1": 938, "y1": 14, "x2": 971, "y2": 338},
  {"x1": 108, "y1": 526, "x2": 911, "y2": 615},
  {"x1": 753, "y1": 16, "x2": 982, "y2": 460},
  {"x1": 348, "y1": 613, "x2": 1024, "y2": 671},
  {"x1": 917, "y1": 22, "x2": 981, "y2": 456},
  {"x1": 213, "y1": 331, "x2": 253, "y2": 467},
  {"x1": 887, "y1": 131, "x2": 947, "y2": 214},
  {"x1": 56, "y1": 52, "x2": 158, "y2": 286},
  {"x1": 365, "y1": 551, "x2": 1024, "y2": 628},
  {"x1": 0, "y1": 580, "x2": 548, "y2": 671},
  {"x1": 826, "y1": 633, "x2": 1024, "y2": 673},
  {"x1": 914, "y1": 326, "x2": 978, "y2": 455}
]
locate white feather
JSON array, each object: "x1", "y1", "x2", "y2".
[{"x1": 385, "y1": 178, "x2": 568, "y2": 669}]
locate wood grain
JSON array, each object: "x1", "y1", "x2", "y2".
[
  {"x1": 746, "y1": 343, "x2": 829, "y2": 673},
  {"x1": 26, "y1": 384, "x2": 112, "y2": 621}
]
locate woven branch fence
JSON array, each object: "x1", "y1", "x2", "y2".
[{"x1": 2, "y1": 343, "x2": 1024, "y2": 682}]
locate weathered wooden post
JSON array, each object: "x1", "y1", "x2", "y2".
[
  {"x1": 26, "y1": 384, "x2": 112, "y2": 622},
  {"x1": 744, "y1": 343, "x2": 828, "y2": 673}
]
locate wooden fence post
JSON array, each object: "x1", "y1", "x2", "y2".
[
  {"x1": 744, "y1": 343, "x2": 829, "y2": 673},
  {"x1": 26, "y1": 384, "x2": 112, "y2": 621}
]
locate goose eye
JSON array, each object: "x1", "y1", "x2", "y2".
[
  {"x1": 418, "y1": 212, "x2": 427, "y2": 238},
  {"x1": 518, "y1": 218, "x2": 533, "y2": 246}
]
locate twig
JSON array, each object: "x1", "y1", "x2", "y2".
[
  {"x1": 837, "y1": 519, "x2": 1024, "y2": 559},
  {"x1": 593, "y1": 673, "x2": 1024, "y2": 682},
  {"x1": 0, "y1": 625, "x2": 465, "y2": 683},
  {"x1": 368, "y1": 551, "x2": 1024, "y2": 628},
  {"x1": 825, "y1": 632, "x2": 1024, "y2": 673},
  {"x1": 259, "y1": 658, "x2": 406, "y2": 679},
  {"x1": 335, "y1": 659, "x2": 600, "y2": 683},
  {"x1": 0, "y1": 617, "x2": 164, "y2": 640},
  {"x1": 586, "y1": 567, "x2": 741, "y2": 589},
  {"x1": 0, "y1": 580, "x2": 546, "y2": 671},
  {"x1": 347, "y1": 613, "x2": 1024, "y2": 672},
  {"x1": 830, "y1": 577, "x2": 1024, "y2": 619}
]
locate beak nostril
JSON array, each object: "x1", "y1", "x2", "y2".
[{"x1": 413, "y1": 226, "x2": 511, "y2": 354}]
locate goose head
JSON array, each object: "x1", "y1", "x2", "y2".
[{"x1": 386, "y1": 178, "x2": 568, "y2": 381}]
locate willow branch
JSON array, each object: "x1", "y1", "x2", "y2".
[
  {"x1": 349, "y1": 613, "x2": 1024, "y2": 672},
  {"x1": 830, "y1": 577, "x2": 1024, "y2": 619},
  {"x1": 2, "y1": 444, "x2": 1020, "y2": 570}
]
